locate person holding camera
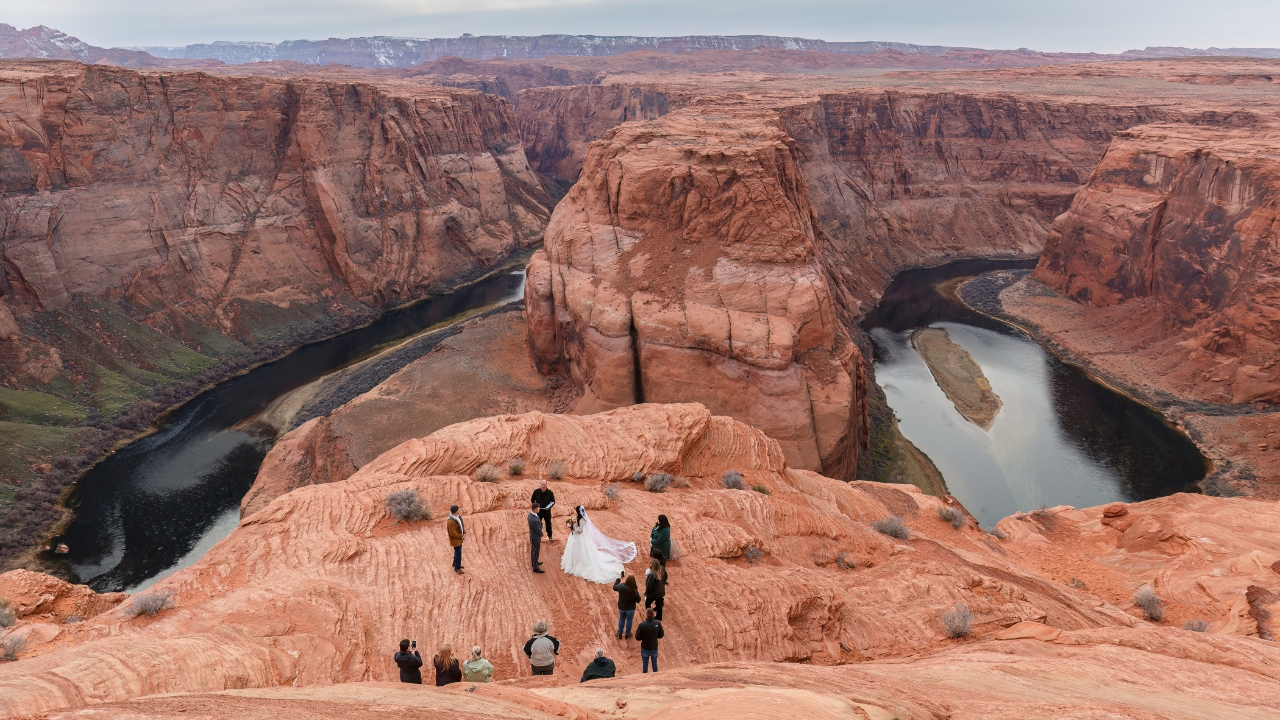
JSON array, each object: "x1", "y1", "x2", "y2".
[{"x1": 394, "y1": 639, "x2": 423, "y2": 684}]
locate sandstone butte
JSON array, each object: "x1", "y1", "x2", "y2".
[{"x1": 2, "y1": 403, "x2": 1280, "y2": 719}]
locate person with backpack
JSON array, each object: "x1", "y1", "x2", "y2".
[
  {"x1": 635, "y1": 608, "x2": 664, "y2": 673},
  {"x1": 433, "y1": 643, "x2": 462, "y2": 686},
  {"x1": 462, "y1": 646, "x2": 494, "y2": 683},
  {"x1": 394, "y1": 639, "x2": 423, "y2": 684},
  {"x1": 522, "y1": 620, "x2": 560, "y2": 675},
  {"x1": 613, "y1": 572, "x2": 642, "y2": 639},
  {"x1": 644, "y1": 558, "x2": 668, "y2": 621}
]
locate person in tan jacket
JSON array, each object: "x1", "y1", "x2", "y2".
[{"x1": 447, "y1": 505, "x2": 465, "y2": 574}]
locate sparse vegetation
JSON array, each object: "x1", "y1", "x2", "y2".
[
  {"x1": 63, "y1": 615, "x2": 82, "y2": 624},
  {"x1": 644, "y1": 473, "x2": 673, "y2": 493},
  {"x1": 667, "y1": 540, "x2": 684, "y2": 562},
  {"x1": 549, "y1": 461, "x2": 565, "y2": 480},
  {"x1": 472, "y1": 463, "x2": 502, "y2": 483},
  {"x1": 937, "y1": 506, "x2": 966, "y2": 528},
  {"x1": 721, "y1": 470, "x2": 745, "y2": 490},
  {"x1": 745, "y1": 545, "x2": 764, "y2": 563},
  {"x1": 941, "y1": 601, "x2": 974, "y2": 638},
  {"x1": 0, "y1": 599, "x2": 14, "y2": 628},
  {"x1": 672, "y1": 476, "x2": 690, "y2": 488},
  {"x1": 1069, "y1": 577, "x2": 1087, "y2": 590},
  {"x1": 1133, "y1": 585, "x2": 1165, "y2": 622},
  {"x1": 126, "y1": 589, "x2": 175, "y2": 618},
  {"x1": 604, "y1": 483, "x2": 620, "y2": 501},
  {"x1": 1, "y1": 634, "x2": 25, "y2": 661},
  {"x1": 631, "y1": 470, "x2": 645, "y2": 483},
  {"x1": 1183, "y1": 618, "x2": 1210, "y2": 632},
  {"x1": 987, "y1": 526, "x2": 1008, "y2": 540},
  {"x1": 508, "y1": 458, "x2": 526, "y2": 476},
  {"x1": 752, "y1": 484, "x2": 772, "y2": 495},
  {"x1": 873, "y1": 516, "x2": 909, "y2": 540},
  {"x1": 385, "y1": 489, "x2": 431, "y2": 523},
  {"x1": 835, "y1": 551, "x2": 856, "y2": 570}
]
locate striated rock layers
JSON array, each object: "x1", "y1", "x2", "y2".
[
  {"x1": 1, "y1": 403, "x2": 1279, "y2": 717},
  {"x1": 525, "y1": 112, "x2": 867, "y2": 475}
]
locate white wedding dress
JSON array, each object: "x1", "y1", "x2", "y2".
[{"x1": 560, "y1": 508, "x2": 637, "y2": 584}]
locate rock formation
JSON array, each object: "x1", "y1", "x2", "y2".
[{"x1": 524, "y1": 111, "x2": 867, "y2": 475}]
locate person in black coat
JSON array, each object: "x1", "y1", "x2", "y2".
[
  {"x1": 635, "y1": 609, "x2": 664, "y2": 673},
  {"x1": 580, "y1": 647, "x2": 616, "y2": 682},
  {"x1": 394, "y1": 639, "x2": 423, "y2": 684},
  {"x1": 613, "y1": 573, "x2": 641, "y2": 639},
  {"x1": 528, "y1": 500, "x2": 545, "y2": 573},
  {"x1": 531, "y1": 480, "x2": 556, "y2": 542},
  {"x1": 433, "y1": 644, "x2": 462, "y2": 686},
  {"x1": 644, "y1": 558, "x2": 668, "y2": 621}
]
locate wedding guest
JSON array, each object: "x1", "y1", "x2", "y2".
[
  {"x1": 580, "y1": 647, "x2": 616, "y2": 682},
  {"x1": 433, "y1": 643, "x2": 462, "y2": 686},
  {"x1": 447, "y1": 505, "x2": 465, "y2": 574},
  {"x1": 613, "y1": 573, "x2": 642, "y2": 639},
  {"x1": 523, "y1": 620, "x2": 560, "y2": 676},
  {"x1": 528, "y1": 500, "x2": 545, "y2": 573},
  {"x1": 650, "y1": 515, "x2": 672, "y2": 565},
  {"x1": 462, "y1": 646, "x2": 494, "y2": 683},
  {"x1": 635, "y1": 609, "x2": 664, "y2": 673},
  {"x1": 531, "y1": 480, "x2": 557, "y2": 542},
  {"x1": 644, "y1": 558, "x2": 668, "y2": 621},
  {"x1": 394, "y1": 639, "x2": 423, "y2": 684}
]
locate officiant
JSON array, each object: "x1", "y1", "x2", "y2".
[{"x1": 531, "y1": 480, "x2": 557, "y2": 543}]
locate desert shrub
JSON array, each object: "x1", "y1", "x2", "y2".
[
  {"x1": 1, "y1": 634, "x2": 25, "y2": 661},
  {"x1": 751, "y1": 484, "x2": 772, "y2": 496},
  {"x1": 549, "y1": 461, "x2": 565, "y2": 480},
  {"x1": 987, "y1": 526, "x2": 1008, "y2": 539},
  {"x1": 1069, "y1": 577, "x2": 1087, "y2": 590},
  {"x1": 672, "y1": 476, "x2": 690, "y2": 488},
  {"x1": 631, "y1": 470, "x2": 644, "y2": 483},
  {"x1": 721, "y1": 471, "x2": 745, "y2": 490},
  {"x1": 1183, "y1": 618, "x2": 1210, "y2": 632},
  {"x1": 473, "y1": 464, "x2": 502, "y2": 483},
  {"x1": 936, "y1": 506, "x2": 966, "y2": 529},
  {"x1": 126, "y1": 589, "x2": 175, "y2": 618},
  {"x1": 745, "y1": 545, "x2": 764, "y2": 563},
  {"x1": 941, "y1": 601, "x2": 974, "y2": 639},
  {"x1": 872, "y1": 516, "x2": 909, "y2": 540},
  {"x1": 385, "y1": 489, "x2": 431, "y2": 523},
  {"x1": 644, "y1": 473, "x2": 673, "y2": 493},
  {"x1": 508, "y1": 458, "x2": 526, "y2": 476},
  {"x1": 667, "y1": 540, "x2": 684, "y2": 562},
  {"x1": 1133, "y1": 585, "x2": 1165, "y2": 622},
  {"x1": 604, "y1": 483, "x2": 620, "y2": 501},
  {"x1": 835, "y1": 551, "x2": 856, "y2": 570},
  {"x1": 0, "y1": 599, "x2": 14, "y2": 628},
  {"x1": 63, "y1": 615, "x2": 82, "y2": 624}
]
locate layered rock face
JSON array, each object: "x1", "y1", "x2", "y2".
[
  {"x1": 1034, "y1": 122, "x2": 1280, "y2": 406},
  {"x1": 525, "y1": 112, "x2": 866, "y2": 474},
  {"x1": 2, "y1": 403, "x2": 1279, "y2": 717}
]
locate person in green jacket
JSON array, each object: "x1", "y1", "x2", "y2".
[
  {"x1": 461, "y1": 646, "x2": 494, "y2": 682},
  {"x1": 580, "y1": 647, "x2": 616, "y2": 682},
  {"x1": 649, "y1": 515, "x2": 671, "y2": 565}
]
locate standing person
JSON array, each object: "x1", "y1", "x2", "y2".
[
  {"x1": 462, "y1": 646, "x2": 494, "y2": 683},
  {"x1": 528, "y1": 500, "x2": 545, "y2": 573},
  {"x1": 613, "y1": 573, "x2": 641, "y2": 639},
  {"x1": 447, "y1": 505, "x2": 465, "y2": 574},
  {"x1": 433, "y1": 643, "x2": 462, "y2": 686},
  {"x1": 580, "y1": 648, "x2": 616, "y2": 682},
  {"x1": 394, "y1": 639, "x2": 423, "y2": 684},
  {"x1": 531, "y1": 480, "x2": 556, "y2": 543},
  {"x1": 522, "y1": 620, "x2": 560, "y2": 676},
  {"x1": 650, "y1": 515, "x2": 672, "y2": 566},
  {"x1": 635, "y1": 609, "x2": 664, "y2": 673},
  {"x1": 644, "y1": 558, "x2": 668, "y2": 621}
]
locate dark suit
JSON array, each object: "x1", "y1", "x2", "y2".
[{"x1": 528, "y1": 511, "x2": 543, "y2": 570}]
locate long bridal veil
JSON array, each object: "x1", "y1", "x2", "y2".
[{"x1": 580, "y1": 509, "x2": 637, "y2": 563}]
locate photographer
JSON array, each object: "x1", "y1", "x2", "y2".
[{"x1": 394, "y1": 639, "x2": 423, "y2": 684}]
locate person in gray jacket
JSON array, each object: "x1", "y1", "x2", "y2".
[
  {"x1": 528, "y1": 500, "x2": 545, "y2": 573},
  {"x1": 523, "y1": 620, "x2": 560, "y2": 675}
]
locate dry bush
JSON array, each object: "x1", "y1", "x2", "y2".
[
  {"x1": 644, "y1": 473, "x2": 673, "y2": 493},
  {"x1": 987, "y1": 526, "x2": 1008, "y2": 539},
  {"x1": 1, "y1": 634, "x2": 25, "y2": 661},
  {"x1": 936, "y1": 506, "x2": 965, "y2": 528},
  {"x1": 721, "y1": 471, "x2": 745, "y2": 490},
  {"x1": 873, "y1": 516, "x2": 909, "y2": 539},
  {"x1": 672, "y1": 476, "x2": 690, "y2": 488},
  {"x1": 604, "y1": 483, "x2": 620, "y2": 501},
  {"x1": 508, "y1": 458, "x2": 527, "y2": 476},
  {"x1": 1133, "y1": 585, "x2": 1165, "y2": 622},
  {"x1": 745, "y1": 546, "x2": 764, "y2": 563},
  {"x1": 1069, "y1": 577, "x2": 1087, "y2": 590},
  {"x1": 835, "y1": 551, "x2": 856, "y2": 570},
  {"x1": 667, "y1": 540, "x2": 684, "y2": 562},
  {"x1": 941, "y1": 601, "x2": 974, "y2": 638},
  {"x1": 63, "y1": 615, "x2": 82, "y2": 624},
  {"x1": 126, "y1": 589, "x2": 175, "y2": 618},
  {"x1": 1183, "y1": 618, "x2": 1210, "y2": 632},
  {"x1": 385, "y1": 489, "x2": 431, "y2": 523},
  {"x1": 473, "y1": 464, "x2": 502, "y2": 483},
  {"x1": 0, "y1": 599, "x2": 14, "y2": 628},
  {"x1": 549, "y1": 461, "x2": 565, "y2": 480},
  {"x1": 631, "y1": 470, "x2": 645, "y2": 483},
  {"x1": 751, "y1": 484, "x2": 772, "y2": 496}
]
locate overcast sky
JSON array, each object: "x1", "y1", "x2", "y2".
[{"x1": 4, "y1": 0, "x2": 1278, "y2": 53}]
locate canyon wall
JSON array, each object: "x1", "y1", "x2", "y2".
[
  {"x1": 524, "y1": 110, "x2": 866, "y2": 475},
  {"x1": 0, "y1": 60, "x2": 550, "y2": 561}
]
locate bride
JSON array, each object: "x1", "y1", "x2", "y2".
[{"x1": 561, "y1": 506, "x2": 637, "y2": 584}]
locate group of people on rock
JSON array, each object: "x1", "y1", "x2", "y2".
[{"x1": 397, "y1": 478, "x2": 674, "y2": 684}]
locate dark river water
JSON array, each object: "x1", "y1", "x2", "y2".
[
  {"x1": 52, "y1": 268, "x2": 526, "y2": 592},
  {"x1": 863, "y1": 259, "x2": 1207, "y2": 528}
]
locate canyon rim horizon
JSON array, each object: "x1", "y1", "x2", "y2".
[{"x1": 0, "y1": 15, "x2": 1278, "y2": 720}]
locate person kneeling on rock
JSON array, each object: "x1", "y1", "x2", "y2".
[
  {"x1": 523, "y1": 620, "x2": 560, "y2": 676},
  {"x1": 580, "y1": 647, "x2": 616, "y2": 682}
]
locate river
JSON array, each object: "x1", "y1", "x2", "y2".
[
  {"x1": 51, "y1": 267, "x2": 527, "y2": 593},
  {"x1": 862, "y1": 259, "x2": 1207, "y2": 529}
]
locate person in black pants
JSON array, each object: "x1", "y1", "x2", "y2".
[
  {"x1": 528, "y1": 500, "x2": 545, "y2": 573},
  {"x1": 644, "y1": 558, "x2": 667, "y2": 621},
  {"x1": 394, "y1": 639, "x2": 423, "y2": 684},
  {"x1": 531, "y1": 480, "x2": 556, "y2": 543}
]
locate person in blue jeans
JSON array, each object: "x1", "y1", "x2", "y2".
[
  {"x1": 612, "y1": 573, "x2": 641, "y2": 639},
  {"x1": 635, "y1": 608, "x2": 664, "y2": 672}
]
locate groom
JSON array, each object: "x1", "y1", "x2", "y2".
[{"x1": 528, "y1": 500, "x2": 545, "y2": 573}]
